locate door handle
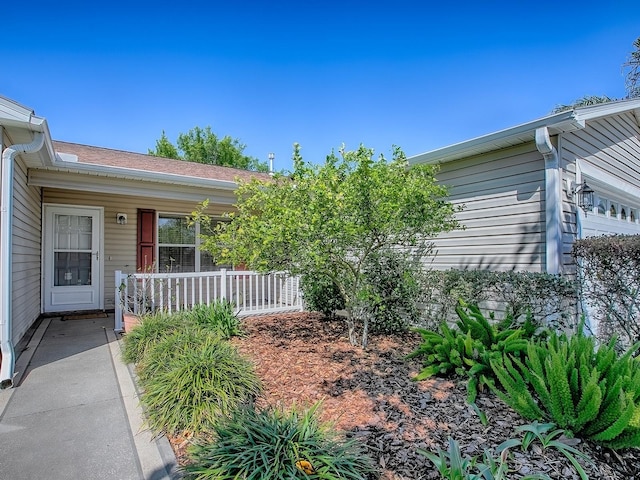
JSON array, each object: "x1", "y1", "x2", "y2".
[{"x1": 94, "y1": 251, "x2": 99, "y2": 261}]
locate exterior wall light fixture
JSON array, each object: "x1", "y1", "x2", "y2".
[
  {"x1": 576, "y1": 181, "x2": 595, "y2": 212},
  {"x1": 566, "y1": 180, "x2": 595, "y2": 213}
]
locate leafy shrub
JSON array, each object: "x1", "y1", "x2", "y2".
[
  {"x1": 419, "y1": 270, "x2": 577, "y2": 331},
  {"x1": 407, "y1": 301, "x2": 538, "y2": 402},
  {"x1": 300, "y1": 273, "x2": 345, "y2": 318},
  {"x1": 138, "y1": 329, "x2": 261, "y2": 436},
  {"x1": 185, "y1": 403, "x2": 375, "y2": 479},
  {"x1": 121, "y1": 311, "x2": 189, "y2": 364},
  {"x1": 573, "y1": 234, "x2": 640, "y2": 350},
  {"x1": 183, "y1": 301, "x2": 242, "y2": 339},
  {"x1": 360, "y1": 248, "x2": 423, "y2": 334},
  {"x1": 419, "y1": 436, "x2": 552, "y2": 480},
  {"x1": 490, "y1": 324, "x2": 640, "y2": 448},
  {"x1": 496, "y1": 421, "x2": 592, "y2": 480}
]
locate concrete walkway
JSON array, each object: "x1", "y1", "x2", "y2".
[{"x1": 0, "y1": 314, "x2": 180, "y2": 480}]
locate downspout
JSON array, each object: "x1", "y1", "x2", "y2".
[
  {"x1": 535, "y1": 127, "x2": 563, "y2": 275},
  {"x1": 1, "y1": 132, "x2": 45, "y2": 388}
]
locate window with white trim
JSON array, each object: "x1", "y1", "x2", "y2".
[{"x1": 157, "y1": 214, "x2": 227, "y2": 272}]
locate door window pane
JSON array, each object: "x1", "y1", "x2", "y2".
[{"x1": 54, "y1": 252, "x2": 92, "y2": 286}]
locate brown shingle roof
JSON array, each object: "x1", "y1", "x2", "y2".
[{"x1": 52, "y1": 140, "x2": 272, "y2": 184}]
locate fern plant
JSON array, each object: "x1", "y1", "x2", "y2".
[
  {"x1": 490, "y1": 324, "x2": 640, "y2": 448},
  {"x1": 407, "y1": 301, "x2": 537, "y2": 402}
]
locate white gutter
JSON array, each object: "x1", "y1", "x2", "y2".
[
  {"x1": 535, "y1": 127, "x2": 563, "y2": 275},
  {"x1": 1, "y1": 132, "x2": 45, "y2": 388}
]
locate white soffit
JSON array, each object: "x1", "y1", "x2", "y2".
[{"x1": 408, "y1": 98, "x2": 640, "y2": 166}]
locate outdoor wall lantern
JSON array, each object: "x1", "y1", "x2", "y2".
[
  {"x1": 116, "y1": 213, "x2": 128, "y2": 225},
  {"x1": 566, "y1": 180, "x2": 595, "y2": 213},
  {"x1": 576, "y1": 181, "x2": 595, "y2": 212}
]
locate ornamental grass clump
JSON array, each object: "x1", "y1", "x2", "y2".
[
  {"x1": 490, "y1": 323, "x2": 640, "y2": 448},
  {"x1": 183, "y1": 301, "x2": 243, "y2": 339},
  {"x1": 137, "y1": 329, "x2": 261, "y2": 437},
  {"x1": 184, "y1": 402, "x2": 375, "y2": 480},
  {"x1": 121, "y1": 310, "x2": 189, "y2": 364}
]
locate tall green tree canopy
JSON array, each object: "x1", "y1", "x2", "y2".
[
  {"x1": 551, "y1": 35, "x2": 640, "y2": 113},
  {"x1": 623, "y1": 36, "x2": 640, "y2": 98},
  {"x1": 149, "y1": 126, "x2": 269, "y2": 172},
  {"x1": 193, "y1": 143, "x2": 462, "y2": 347}
]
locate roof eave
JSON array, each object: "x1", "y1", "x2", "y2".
[
  {"x1": 42, "y1": 161, "x2": 241, "y2": 190},
  {"x1": 408, "y1": 110, "x2": 580, "y2": 166},
  {"x1": 408, "y1": 98, "x2": 640, "y2": 166}
]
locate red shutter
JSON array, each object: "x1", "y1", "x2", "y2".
[{"x1": 137, "y1": 209, "x2": 156, "y2": 271}]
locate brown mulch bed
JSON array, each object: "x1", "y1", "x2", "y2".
[{"x1": 174, "y1": 312, "x2": 640, "y2": 479}]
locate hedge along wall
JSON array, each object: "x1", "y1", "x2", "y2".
[
  {"x1": 417, "y1": 269, "x2": 578, "y2": 331},
  {"x1": 573, "y1": 234, "x2": 640, "y2": 350}
]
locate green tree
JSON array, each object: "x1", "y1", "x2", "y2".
[
  {"x1": 193, "y1": 143, "x2": 462, "y2": 347},
  {"x1": 149, "y1": 126, "x2": 269, "y2": 172},
  {"x1": 551, "y1": 35, "x2": 640, "y2": 112},
  {"x1": 623, "y1": 36, "x2": 640, "y2": 98},
  {"x1": 551, "y1": 95, "x2": 615, "y2": 114}
]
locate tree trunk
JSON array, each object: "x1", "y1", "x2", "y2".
[
  {"x1": 345, "y1": 309, "x2": 358, "y2": 346},
  {"x1": 347, "y1": 304, "x2": 370, "y2": 349}
]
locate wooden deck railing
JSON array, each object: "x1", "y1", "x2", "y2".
[{"x1": 114, "y1": 269, "x2": 303, "y2": 332}]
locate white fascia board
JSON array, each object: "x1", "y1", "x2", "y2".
[
  {"x1": 29, "y1": 169, "x2": 236, "y2": 204},
  {"x1": 0, "y1": 96, "x2": 35, "y2": 124},
  {"x1": 44, "y1": 161, "x2": 239, "y2": 190},
  {"x1": 572, "y1": 98, "x2": 640, "y2": 122},
  {"x1": 408, "y1": 110, "x2": 579, "y2": 166}
]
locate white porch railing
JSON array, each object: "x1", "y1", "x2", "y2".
[{"x1": 114, "y1": 269, "x2": 303, "y2": 332}]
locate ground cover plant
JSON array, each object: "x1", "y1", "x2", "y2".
[{"x1": 185, "y1": 403, "x2": 375, "y2": 480}]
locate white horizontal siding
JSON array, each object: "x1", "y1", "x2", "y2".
[
  {"x1": 563, "y1": 113, "x2": 640, "y2": 186},
  {"x1": 561, "y1": 112, "x2": 640, "y2": 273},
  {"x1": 431, "y1": 143, "x2": 545, "y2": 272},
  {"x1": 12, "y1": 157, "x2": 42, "y2": 346},
  {"x1": 43, "y1": 188, "x2": 233, "y2": 310}
]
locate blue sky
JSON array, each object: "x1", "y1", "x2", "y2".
[{"x1": 2, "y1": 1, "x2": 639, "y2": 172}]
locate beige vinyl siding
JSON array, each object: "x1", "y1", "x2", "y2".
[
  {"x1": 12, "y1": 157, "x2": 43, "y2": 345},
  {"x1": 562, "y1": 113, "x2": 640, "y2": 185},
  {"x1": 43, "y1": 188, "x2": 232, "y2": 310},
  {"x1": 561, "y1": 112, "x2": 640, "y2": 271},
  {"x1": 431, "y1": 143, "x2": 546, "y2": 272}
]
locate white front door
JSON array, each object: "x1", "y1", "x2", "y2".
[{"x1": 43, "y1": 205, "x2": 103, "y2": 312}]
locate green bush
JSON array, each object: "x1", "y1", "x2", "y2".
[
  {"x1": 490, "y1": 324, "x2": 640, "y2": 448},
  {"x1": 360, "y1": 248, "x2": 423, "y2": 334},
  {"x1": 407, "y1": 301, "x2": 539, "y2": 402},
  {"x1": 138, "y1": 329, "x2": 262, "y2": 436},
  {"x1": 573, "y1": 234, "x2": 640, "y2": 349},
  {"x1": 300, "y1": 273, "x2": 345, "y2": 318},
  {"x1": 183, "y1": 301, "x2": 242, "y2": 339},
  {"x1": 121, "y1": 311, "x2": 188, "y2": 364},
  {"x1": 184, "y1": 403, "x2": 375, "y2": 479},
  {"x1": 419, "y1": 270, "x2": 577, "y2": 331}
]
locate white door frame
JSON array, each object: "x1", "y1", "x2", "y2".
[{"x1": 42, "y1": 204, "x2": 104, "y2": 312}]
